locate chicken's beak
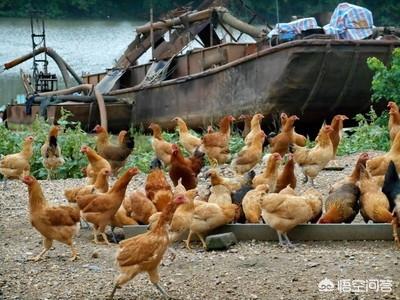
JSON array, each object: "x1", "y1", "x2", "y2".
[{"x1": 342, "y1": 115, "x2": 349, "y2": 120}]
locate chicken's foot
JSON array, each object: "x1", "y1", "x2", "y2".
[
  {"x1": 168, "y1": 247, "x2": 177, "y2": 261},
  {"x1": 29, "y1": 238, "x2": 52, "y2": 261},
  {"x1": 101, "y1": 232, "x2": 112, "y2": 245},
  {"x1": 153, "y1": 282, "x2": 171, "y2": 299},
  {"x1": 70, "y1": 244, "x2": 79, "y2": 261},
  {"x1": 196, "y1": 233, "x2": 207, "y2": 249},
  {"x1": 208, "y1": 157, "x2": 218, "y2": 168},
  {"x1": 109, "y1": 284, "x2": 119, "y2": 300},
  {"x1": 310, "y1": 177, "x2": 315, "y2": 187},
  {"x1": 110, "y1": 227, "x2": 118, "y2": 243},
  {"x1": 277, "y1": 232, "x2": 285, "y2": 247},
  {"x1": 283, "y1": 233, "x2": 295, "y2": 248}
]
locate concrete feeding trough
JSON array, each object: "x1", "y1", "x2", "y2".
[{"x1": 123, "y1": 224, "x2": 394, "y2": 241}]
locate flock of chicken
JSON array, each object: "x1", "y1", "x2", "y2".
[{"x1": 0, "y1": 101, "x2": 399, "y2": 299}]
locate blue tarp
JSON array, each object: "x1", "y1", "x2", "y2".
[
  {"x1": 267, "y1": 17, "x2": 320, "y2": 39},
  {"x1": 323, "y1": 2, "x2": 374, "y2": 40}
]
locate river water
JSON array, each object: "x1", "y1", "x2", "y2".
[{"x1": 0, "y1": 17, "x2": 145, "y2": 106}]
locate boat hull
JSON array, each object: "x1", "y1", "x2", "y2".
[{"x1": 112, "y1": 39, "x2": 399, "y2": 131}]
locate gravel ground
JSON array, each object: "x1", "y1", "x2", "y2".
[{"x1": 0, "y1": 151, "x2": 399, "y2": 300}]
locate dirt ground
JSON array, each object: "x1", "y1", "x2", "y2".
[{"x1": 0, "y1": 152, "x2": 399, "y2": 300}]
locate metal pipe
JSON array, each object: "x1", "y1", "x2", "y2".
[
  {"x1": 37, "y1": 83, "x2": 108, "y2": 131},
  {"x1": 1, "y1": 47, "x2": 83, "y2": 86},
  {"x1": 33, "y1": 95, "x2": 118, "y2": 103},
  {"x1": 136, "y1": 8, "x2": 213, "y2": 33},
  {"x1": 38, "y1": 83, "x2": 93, "y2": 96},
  {"x1": 217, "y1": 8, "x2": 266, "y2": 39}
]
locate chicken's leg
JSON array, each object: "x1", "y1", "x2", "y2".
[
  {"x1": 277, "y1": 232, "x2": 285, "y2": 247},
  {"x1": 29, "y1": 238, "x2": 52, "y2": 261},
  {"x1": 168, "y1": 247, "x2": 177, "y2": 261},
  {"x1": 185, "y1": 230, "x2": 193, "y2": 250},
  {"x1": 196, "y1": 233, "x2": 207, "y2": 249},
  {"x1": 2, "y1": 178, "x2": 7, "y2": 189},
  {"x1": 283, "y1": 233, "x2": 295, "y2": 248},
  {"x1": 302, "y1": 175, "x2": 308, "y2": 184},
  {"x1": 149, "y1": 268, "x2": 171, "y2": 299},
  {"x1": 69, "y1": 243, "x2": 79, "y2": 261},
  {"x1": 101, "y1": 232, "x2": 111, "y2": 245},
  {"x1": 47, "y1": 170, "x2": 51, "y2": 181},
  {"x1": 392, "y1": 216, "x2": 399, "y2": 248},
  {"x1": 109, "y1": 285, "x2": 118, "y2": 300},
  {"x1": 92, "y1": 227, "x2": 100, "y2": 244},
  {"x1": 110, "y1": 226, "x2": 118, "y2": 243}
]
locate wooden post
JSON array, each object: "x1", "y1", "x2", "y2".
[{"x1": 150, "y1": 6, "x2": 154, "y2": 60}]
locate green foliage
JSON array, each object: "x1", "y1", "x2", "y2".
[
  {"x1": 367, "y1": 48, "x2": 400, "y2": 104},
  {"x1": 337, "y1": 107, "x2": 390, "y2": 155},
  {"x1": 0, "y1": 110, "x2": 94, "y2": 180}
]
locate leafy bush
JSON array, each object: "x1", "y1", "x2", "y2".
[
  {"x1": 337, "y1": 107, "x2": 390, "y2": 156},
  {"x1": 367, "y1": 48, "x2": 400, "y2": 104}
]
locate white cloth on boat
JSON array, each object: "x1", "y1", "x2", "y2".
[
  {"x1": 323, "y1": 2, "x2": 374, "y2": 40},
  {"x1": 267, "y1": 17, "x2": 320, "y2": 39}
]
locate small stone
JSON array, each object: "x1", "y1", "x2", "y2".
[
  {"x1": 91, "y1": 251, "x2": 99, "y2": 259},
  {"x1": 205, "y1": 232, "x2": 237, "y2": 251},
  {"x1": 250, "y1": 294, "x2": 258, "y2": 299}
]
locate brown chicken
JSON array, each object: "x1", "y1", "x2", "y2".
[
  {"x1": 186, "y1": 202, "x2": 237, "y2": 249},
  {"x1": 367, "y1": 131, "x2": 400, "y2": 176},
  {"x1": 64, "y1": 168, "x2": 110, "y2": 203},
  {"x1": 268, "y1": 115, "x2": 299, "y2": 156},
  {"x1": 81, "y1": 146, "x2": 112, "y2": 184},
  {"x1": 358, "y1": 166, "x2": 392, "y2": 223},
  {"x1": 123, "y1": 190, "x2": 157, "y2": 224},
  {"x1": 252, "y1": 153, "x2": 282, "y2": 191},
  {"x1": 173, "y1": 117, "x2": 201, "y2": 154},
  {"x1": 148, "y1": 189, "x2": 198, "y2": 243},
  {"x1": 208, "y1": 177, "x2": 232, "y2": 206},
  {"x1": 330, "y1": 152, "x2": 369, "y2": 192},
  {"x1": 231, "y1": 131, "x2": 266, "y2": 174},
  {"x1": 261, "y1": 189, "x2": 322, "y2": 246},
  {"x1": 41, "y1": 126, "x2": 64, "y2": 180},
  {"x1": 318, "y1": 153, "x2": 369, "y2": 224},
  {"x1": 328, "y1": 114, "x2": 349, "y2": 159},
  {"x1": 388, "y1": 101, "x2": 400, "y2": 144},
  {"x1": 200, "y1": 115, "x2": 235, "y2": 165},
  {"x1": 93, "y1": 125, "x2": 134, "y2": 176},
  {"x1": 292, "y1": 125, "x2": 334, "y2": 186},
  {"x1": 169, "y1": 144, "x2": 197, "y2": 190},
  {"x1": 244, "y1": 113, "x2": 264, "y2": 148},
  {"x1": 22, "y1": 175, "x2": 80, "y2": 261},
  {"x1": 145, "y1": 158, "x2": 172, "y2": 201},
  {"x1": 76, "y1": 167, "x2": 139, "y2": 244},
  {"x1": 110, "y1": 205, "x2": 138, "y2": 228},
  {"x1": 242, "y1": 184, "x2": 269, "y2": 223},
  {"x1": 239, "y1": 114, "x2": 252, "y2": 138},
  {"x1": 110, "y1": 195, "x2": 187, "y2": 299},
  {"x1": 280, "y1": 113, "x2": 306, "y2": 146},
  {"x1": 207, "y1": 168, "x2": 245, "y2": 192},
  {"x1": 149, "y1": 123, "x2": 173, "y2": 166},
  {"x1": 153, "y1": 189, "x2": 174, "y2": 212},
  {"x1": 0, "y1": 135, "x2": 34, "y2": 186},
  {"x1": 275, "y1": 153, "x2": 297, "y2": 192}
]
